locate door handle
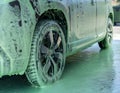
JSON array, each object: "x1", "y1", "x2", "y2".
[{"x1": 91, "y1": 0, "x2": 95, "y2": 5}]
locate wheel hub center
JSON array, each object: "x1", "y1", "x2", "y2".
[{"x1": 48, "y1": 49, "x2": 53, "y2": 56}]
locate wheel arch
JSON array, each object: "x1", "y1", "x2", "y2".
[
  {"x1": 109, "y1": 13, "x2": 114, "y2": 23},
  {"x1": 36, "y1": 9, "x2": 68, "y2": 44},
  {"x1": 30, "y1": 0, "x2": 70, "y2": 44}
]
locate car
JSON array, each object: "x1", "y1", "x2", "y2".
[
  {"x1": 112, "y1": 0, "x2": 120, "y2": 25},
  {"x1": 113, "y1": 5, "x2": 120, "y2": 25},
  {"x1": 0, "y1": 0, "x2": 113, "y2": 87}
]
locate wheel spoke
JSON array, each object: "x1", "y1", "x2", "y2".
[
  {"x1": 49, "y1": 56, "x2": 58, "y2": 75},
  {"x1": 108, "y1": 28, "x2": 112, "y2": 33},
  {"x1": 108, "y1": 24, "x2": 113, "y2": 32},
  {"x1": 107, "y1": 30, "x2": 112, "y2": 43},
  {"x1": 108, "y1": 32, "x2": 112, "y2": 38},
  {"x1": 43, "y1": 57, "x2": 51, "y2": 74},
  {"x1": 54, "y1": 52, "x2": 63, "y2": 64},
  {"x1": 108, "y1": 25, "x2": 113, "y2": 38},
  {"x1": 41, "y1": 44, "x2": 49, "y2": 54},
  {"x1": 54, "y1": 36, "x2": 62, "y2": 50},
  {"x1": 49, "y1": 31, "x2": 54, "y2": 48}
]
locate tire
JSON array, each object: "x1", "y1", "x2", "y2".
[
  {"x1": 25, "y1": 20, "x2": 66, "y2": 87},
  {"x1": 98, "y1": 18, "x2": 113, "y2": 49}
]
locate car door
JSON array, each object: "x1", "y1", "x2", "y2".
[
  {"x1": 69, "y1": 0, "x2": 97, "y2": 50},
  {"x1": 69, "y1": 0, "x2": 84, "y2": 43},
  {"x1": 96, "y1": 0, "x2": 107, "y2": 37},
  {"x1": 70, "y1": 0, "x2": 91, "y2": 42},
  {"x1": 82, "y1": 0, "x2": 97, "y2": 39}
]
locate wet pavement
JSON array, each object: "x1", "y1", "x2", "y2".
[{"x1": 0, "y1": 27, "x2": 120, "y2": 93}]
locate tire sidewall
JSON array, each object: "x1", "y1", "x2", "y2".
[
  {"x1": 34, "y1": 20, "x2": 66, "y2": 85},
  {"x1": 105, "y1": 18, "x2": 113, "y2": 47}
]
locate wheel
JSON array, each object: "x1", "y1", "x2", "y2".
[
  {"x1": 25, "y1": 20, "x2": 66, "y2": 87},
  {"x1": 98, "y1": 18, "x2": 113, "y2": 49}
]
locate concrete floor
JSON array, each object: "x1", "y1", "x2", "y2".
[{"x1": 0, "y1": 27, "x2": 120, "y2": 93}]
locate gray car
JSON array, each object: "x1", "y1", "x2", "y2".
[{"x1": 0, "y1": 0, "x2": 113, "y2": 87}]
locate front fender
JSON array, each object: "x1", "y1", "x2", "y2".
[
  {"x1": 30, "y1": 0, "x2": 70, "y2": 30},
  {"x1": 0, "y1": 0, "x2": 36, "y2": 76}
]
